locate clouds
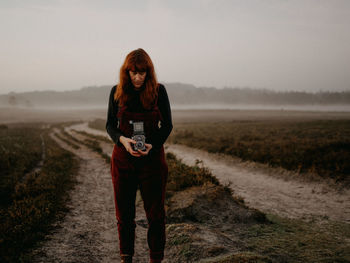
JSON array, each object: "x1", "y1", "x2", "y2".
[{"x1": 0, "y1": 0, "x2": 349, "y2": 94}]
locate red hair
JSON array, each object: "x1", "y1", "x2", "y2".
[{"x1": 114, "y1": 48, "x2": 158, "y2": 110}]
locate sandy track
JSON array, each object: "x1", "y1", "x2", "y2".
[
  {"x1": 68, "y1": 122, "x2": 108, "y2": 137},
  {"x1": 30, "y1": 122, "x2": 350, "y2": 263},
  {"x1": 166, "y1": 144, "x2": 350, "y2": 223},
  {"x1": 31, "y1": 128, "x2": 150, "y2": 263},
  {"x1": 68, "y1": 122, "x2": 350, "y2": 223}
]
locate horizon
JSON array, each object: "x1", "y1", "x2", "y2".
[
  {"x1": 1, "y1": 0, "x2": 350, "y2": 94},
  {"x1": 1, "y1": 82, "x2": 350, "y2": 96}
]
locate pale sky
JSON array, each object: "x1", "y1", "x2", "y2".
[{"x1": 1, "y1": 0, "x2": 350, "y2": 94}]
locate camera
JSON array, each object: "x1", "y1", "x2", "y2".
[{"x1": 131, "y1": 121, "x2": 146, "y2": 151}]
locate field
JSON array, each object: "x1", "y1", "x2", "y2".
[
  {"x1": 0, "y1": 108, "x2": 349, "y2": 262},
  {"x1": 89, "y1": 110, "x2": 350, "y2": 261},
  {"x1": 90, "y1": 109, "x2": 350, "y2": 184},
  {"x1": 168, "y1": 119, "x2": 350, "y2": 183},
  {"x1": 163, "y1": 152, "x2": 349, "y2": 263},
  {"x1": 0, "y1": 122, "x2": 78, "y2": 262}
]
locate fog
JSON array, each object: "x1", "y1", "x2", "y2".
[
  {"x1": 2, "y1": 103, "x2": 350, "y2": 113},
  {"x1": 39, "y1": 104, "x2": 350, "y2": 112},
  {"x1": 171, "y1": 104, "x2": 350, "y2": 112},
  {"x1": 1, "y1": 0, "x2": 350, "y2": 94}
]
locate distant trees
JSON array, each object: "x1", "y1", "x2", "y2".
[
  {"x1": 0, "y1": 84, "x2": 349, "y2": 107},
  {"x1": 6, "y1": 94, "x2": 33, "y2": 108},
  {"x1": 8, "y1": 95, "x2": 17, "y2": 107},
  {"x1": 165, "y1": 84, "x2": 350, "y2": 105},
  {"x1": 24, "y1": 99, "x2": 33, "y2": 108}
]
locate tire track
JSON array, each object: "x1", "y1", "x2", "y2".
[
  {"x1": 69, "y1": 122, "x2": 350, "y2": 223},
  {"x1": 166, "y1": 144, "x2": 350, "y2": 223},
  {"x1": 31, "y1": 128, "x2": 149, "y2": 262}
]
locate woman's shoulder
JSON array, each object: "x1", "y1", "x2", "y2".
[
  {"x1": 109, "y1": 85, "x2": 118, "y2": 105},
  {"x1": 156, "y1": 83, "x2": 170, "y2": 106},
  {"x1": 157, "y1": 83, "x2": 168, "y2": 95},
  {"x1": 109, "y1": 85, "x2": 118, "y2": 99}
]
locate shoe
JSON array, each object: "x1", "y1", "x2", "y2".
[{"x1": 121, "y1": 254, "x2": 132, "y2": 263}]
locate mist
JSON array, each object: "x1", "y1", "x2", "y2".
[
  {"x1": 1, "y1": 0, "x2": 350, "y2": 94},
  {"x1": 1, "y1": 83, "x2": 350, "y2": 112},
  {"x1": 171, "y1": 104, "x2": 350, "y2": 112}
]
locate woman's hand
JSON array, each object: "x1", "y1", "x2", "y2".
[
  {"x1": 120, "y1": 136, "x2": 141, "y2": 157},
  {"x1": 119, "y1": 136, "x2": 152, "y2": 157},
  {"x1": 137, "y1": 143, "x2": 152, "y2": 156}
]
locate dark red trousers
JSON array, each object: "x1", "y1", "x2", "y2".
[{"x1": 111, "y1": 144, "x2": 168, "y2": 261}]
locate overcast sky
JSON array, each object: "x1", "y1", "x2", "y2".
[{"x1": 1, "y1": 0, "x2": 349, "y2": 94}]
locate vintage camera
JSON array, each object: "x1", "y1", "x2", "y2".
[{"x1": 131, "y1": 121, "x2": 146, "y2": 151}]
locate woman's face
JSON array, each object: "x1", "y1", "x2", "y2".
[{"x1": 129, "y1": 70, "x2": 147, "y2": 89}]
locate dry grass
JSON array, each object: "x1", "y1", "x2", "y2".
[
  {"x1": 0, "y1": 124, "x2": 42, "y2": 206},
  {"x1": 164, "y1": 153, "x2": 349, "y2": 263},
  {"x1": 15, "y1": 119, "x2": 347, "y2": 263},
  {"x1": 168, "y1": 120, "x2": 350, "y2": 184},
  {"x1": 0, "y1": 125, "x2": 78, "y2": 263}
]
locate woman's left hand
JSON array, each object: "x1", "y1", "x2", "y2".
[{"x1": 137, "y1": 143, "x2": 152, "y2": 156}]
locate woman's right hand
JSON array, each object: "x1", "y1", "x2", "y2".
[{"x1": 119, "y1": 136, "x2": 142, "y2": 157}]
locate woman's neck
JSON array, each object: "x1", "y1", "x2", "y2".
[{"x1": 132, "y1": 83, "x2": 146, "y2": 92}]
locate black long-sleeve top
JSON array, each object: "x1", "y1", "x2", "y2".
[{"x1": 106, "y1": 83, "x2": 173, "y2": 153}]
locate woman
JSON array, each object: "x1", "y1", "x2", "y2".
[{"x1": 106, "y1": 48, "x2": 173, "y2": 263}]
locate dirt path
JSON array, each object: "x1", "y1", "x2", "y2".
[
  {"x1": 68, "y1": 122, "x2": 107, "y2": 137},
  {"x1": 31, "y1": 122, "x2": 350, "y2": 262},
  {"x1": 31, "y1": 128, "x2": 150, "y2": 263},
  {"x1": 166, "y1": 144, "x2": 350, "y2": 223},
  {"x1": 69, "y1": 122, "x2": 350, "y2": 223}
]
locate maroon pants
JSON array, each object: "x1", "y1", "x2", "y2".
[{"x1": 111, "y1": 144, "x2": 168, "y2": 261}]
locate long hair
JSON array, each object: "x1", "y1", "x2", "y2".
[{"x1": 114, "y1": 48, "x2": 158, "y2": 110}]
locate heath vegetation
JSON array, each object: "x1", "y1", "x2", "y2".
[
  {"x1": 1, "y1": 117, "x2": 349, "y2": 262},
  {"x1": 0, "y1": 123, "x2": 78, "y2": 262},
  {"x1": 89, "y1": 117, "x2": 350, "y2": 184},
  {"x1": 168, "y1": 119, "x2": 350, "y2": 184}
]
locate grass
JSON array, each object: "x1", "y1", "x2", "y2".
[
  {"x1": 165, "y1": 152, "x2": 227, "y2": 199},
  {"x1": 25, "y1": 119, "x2": 349, "y2": 263},
  {"x1": 0, "y1": 124, "x2": 42, "y2": 207},
  {"x1": 199, "y1": 253, "x2": 270, "y2": 263},
  {"x1": 164, "y1": 152, "x2": 349, "y2": 263},
  {"x1": 73, "y1": 129, "x2": 111, "y2": 143},
  {"x1": 54, "y1": 131, "x2": 80, "y2": 149},
  {"x1": 168, "y1": 119, "x2": 350, "y2": 183},
  {"x1": 54, "y1": 125, "x2": 111, "y2": 163},
  {"x1": 69, "y1": 130, "x2": 111, "y2": 163},
  {"x1": 88, "y1": 118, "x2": 105, "y2": 131},
  {"x1": 0, "y1": 124, "x2": 79, "y2": 263},
  {"x1": 87, "y1": 117, "x2": 350, "y2": 184},
  {"x1": 242, "y1": 214, "x2": 350, "y2": 263}
]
